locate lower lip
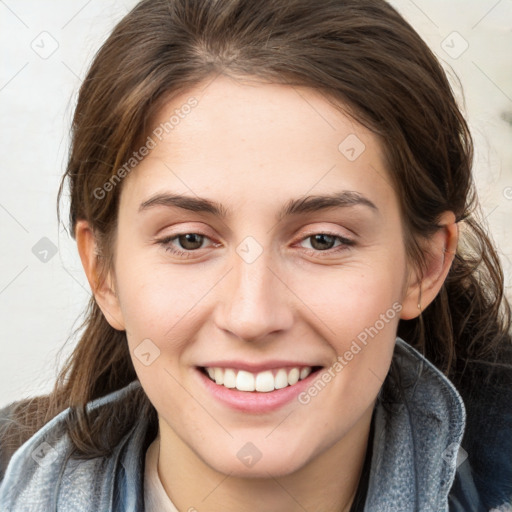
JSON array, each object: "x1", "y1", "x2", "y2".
[{"x1": 195, "y1": 367, "x2": 321, "y2": 413}]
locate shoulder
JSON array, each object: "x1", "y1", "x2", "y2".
[
  {"x1": 0, "y1": 380, "x2": 151, "y2": 512},
  {"x1": 385, "y1": 337, "x2": 511, "y2": 510},
  {"x1": 0, "y1": 395, "x2": 51, "y2": 482},
  {"x1": 456, "y1": 352, "x2": 512, "y2": 510},
  {"x1": 0, "y1": 395, "x2": 78, "y2": 509},
  {"x1": 0, "y1": 400, "x2": 19, "y2": 481}
]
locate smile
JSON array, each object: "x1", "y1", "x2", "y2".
[{"x1": 201, "y1": 366, "x2": 321, "y2": 392}]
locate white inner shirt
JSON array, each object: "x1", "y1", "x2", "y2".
[{"x1": 144, "y1": 436, "x2": 180, "y2": 512}]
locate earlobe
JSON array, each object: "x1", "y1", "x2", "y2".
[
  {"x1": 400, "y1": 211, "x2": 458, "y2": 320},
  {"x1": 75, "y1": 220, "x2": 126, "y2": 331}
]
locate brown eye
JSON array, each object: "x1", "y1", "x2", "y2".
[
  {"x1": 297, "y1": 231, "x2": 355, "y2": 257},
  {"x1": 308, "y1": 234, "x2": 337, "y2": 251},
  {"x1": 176, "y1": 233, "x2": 204, "y2": 250},
  {"x1": 158, "y1": 232, "x2": 213, "y2": 257}
]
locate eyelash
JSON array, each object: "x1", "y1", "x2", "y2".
[{"x1": 157, "y1": 231, "x2": 355, "y2": 258}]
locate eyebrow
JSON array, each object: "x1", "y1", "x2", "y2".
[{"x1": 138, "y1": 190, "x2": 379, "y2": 221}]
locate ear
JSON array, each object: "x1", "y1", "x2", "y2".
[
  {"x1": 75, "y1": 219, "x2": 126, "y2": 331},
  {"x1": 400, "y1": 211, "x2": 458, "y2": 320}
]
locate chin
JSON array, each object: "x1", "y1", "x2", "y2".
[{"x1": 200, "y1": 443, "x2": 312, "y2": 479}]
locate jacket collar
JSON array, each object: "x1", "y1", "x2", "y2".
[
  {"x1": 0, "y1": 337, "x2": 465, "y2": 511},
  {"x1": 365, "y1": 337, "x2": 466, "y2": 511}
]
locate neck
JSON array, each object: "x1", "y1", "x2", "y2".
[{"x1": 156, "y1": 405, "x2": 373, "y2": 512}]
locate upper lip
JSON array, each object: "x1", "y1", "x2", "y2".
[{"x1": 198, "y1": 360, "x2": 323, "y2": 372}]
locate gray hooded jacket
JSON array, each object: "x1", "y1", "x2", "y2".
[{"x1": 0, "y1": 337, "x2": 509, "y2": 511}]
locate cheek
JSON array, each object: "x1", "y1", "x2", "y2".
[
  {"x1": 290, "y1": 254, "x2": 404, "y2": 393},
  {"x1": 114, "y1": 253, "x2": 209, "y2": 340},
  {"x1": 115, "y1": 264, "x2": 200, "y2": 416},
  {"x1": 292, "y1": 257, "x2": 405, "y2": 340}
]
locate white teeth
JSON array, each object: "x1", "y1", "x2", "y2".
[
  {"x1": 236, "y1": 370, "x2": 255, "y2": 391},
  {"x1": 255, "y1": 371, "x2": 275, "y2": 393},
  {"x1": 300, "y1": 367, "x2": 311, "y2": 380},
  {"x1": 204, "y1": 366, "x2": 314, "y2": 392},
  {"x1": 288, "y1": 368, "x2": 299, "y2": 386},
  {"x1": 214, "y1": 367, "x2": 224, "y2": 385},
  {"x1": 223, "y1": 369, "x2": 236, "y2": 388},
  {"x1": 274, "y1": 369, "x2": 289, "y2": 389}
]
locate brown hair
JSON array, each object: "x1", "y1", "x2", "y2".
[{"x1": 2, "y1": 0, "x2": 511, "y2": 464}]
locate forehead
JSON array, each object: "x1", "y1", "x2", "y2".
[{"x1": 119, "y1": 75, "x2": 396, "y2": 217}]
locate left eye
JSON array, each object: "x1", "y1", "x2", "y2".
[{"x1": 298, "y1": 233, "x2": 352, "y2": 252}]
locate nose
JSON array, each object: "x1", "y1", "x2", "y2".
[{"x1": 213, "y1": 246, "x2": 294, "y2": 343}]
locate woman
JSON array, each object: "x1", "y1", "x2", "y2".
[{"x1": 1, "y1": 0, "x2": 511, "y2": 510}]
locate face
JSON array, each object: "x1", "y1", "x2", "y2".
[{"x1": 106, "y1": 75, "x2": 413, "y2": 477}]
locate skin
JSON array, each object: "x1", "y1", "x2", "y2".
[{"x1": 76, "y1": 75, "x2": 458, "y2": 512}]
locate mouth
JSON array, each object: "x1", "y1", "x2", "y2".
[{"x1": 198, "y1": 365, "x2": 323, "y2": 393}]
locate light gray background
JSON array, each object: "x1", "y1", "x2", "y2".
[{"x1": 1, "y1": 0, "x2": 511, "y2": 407}]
